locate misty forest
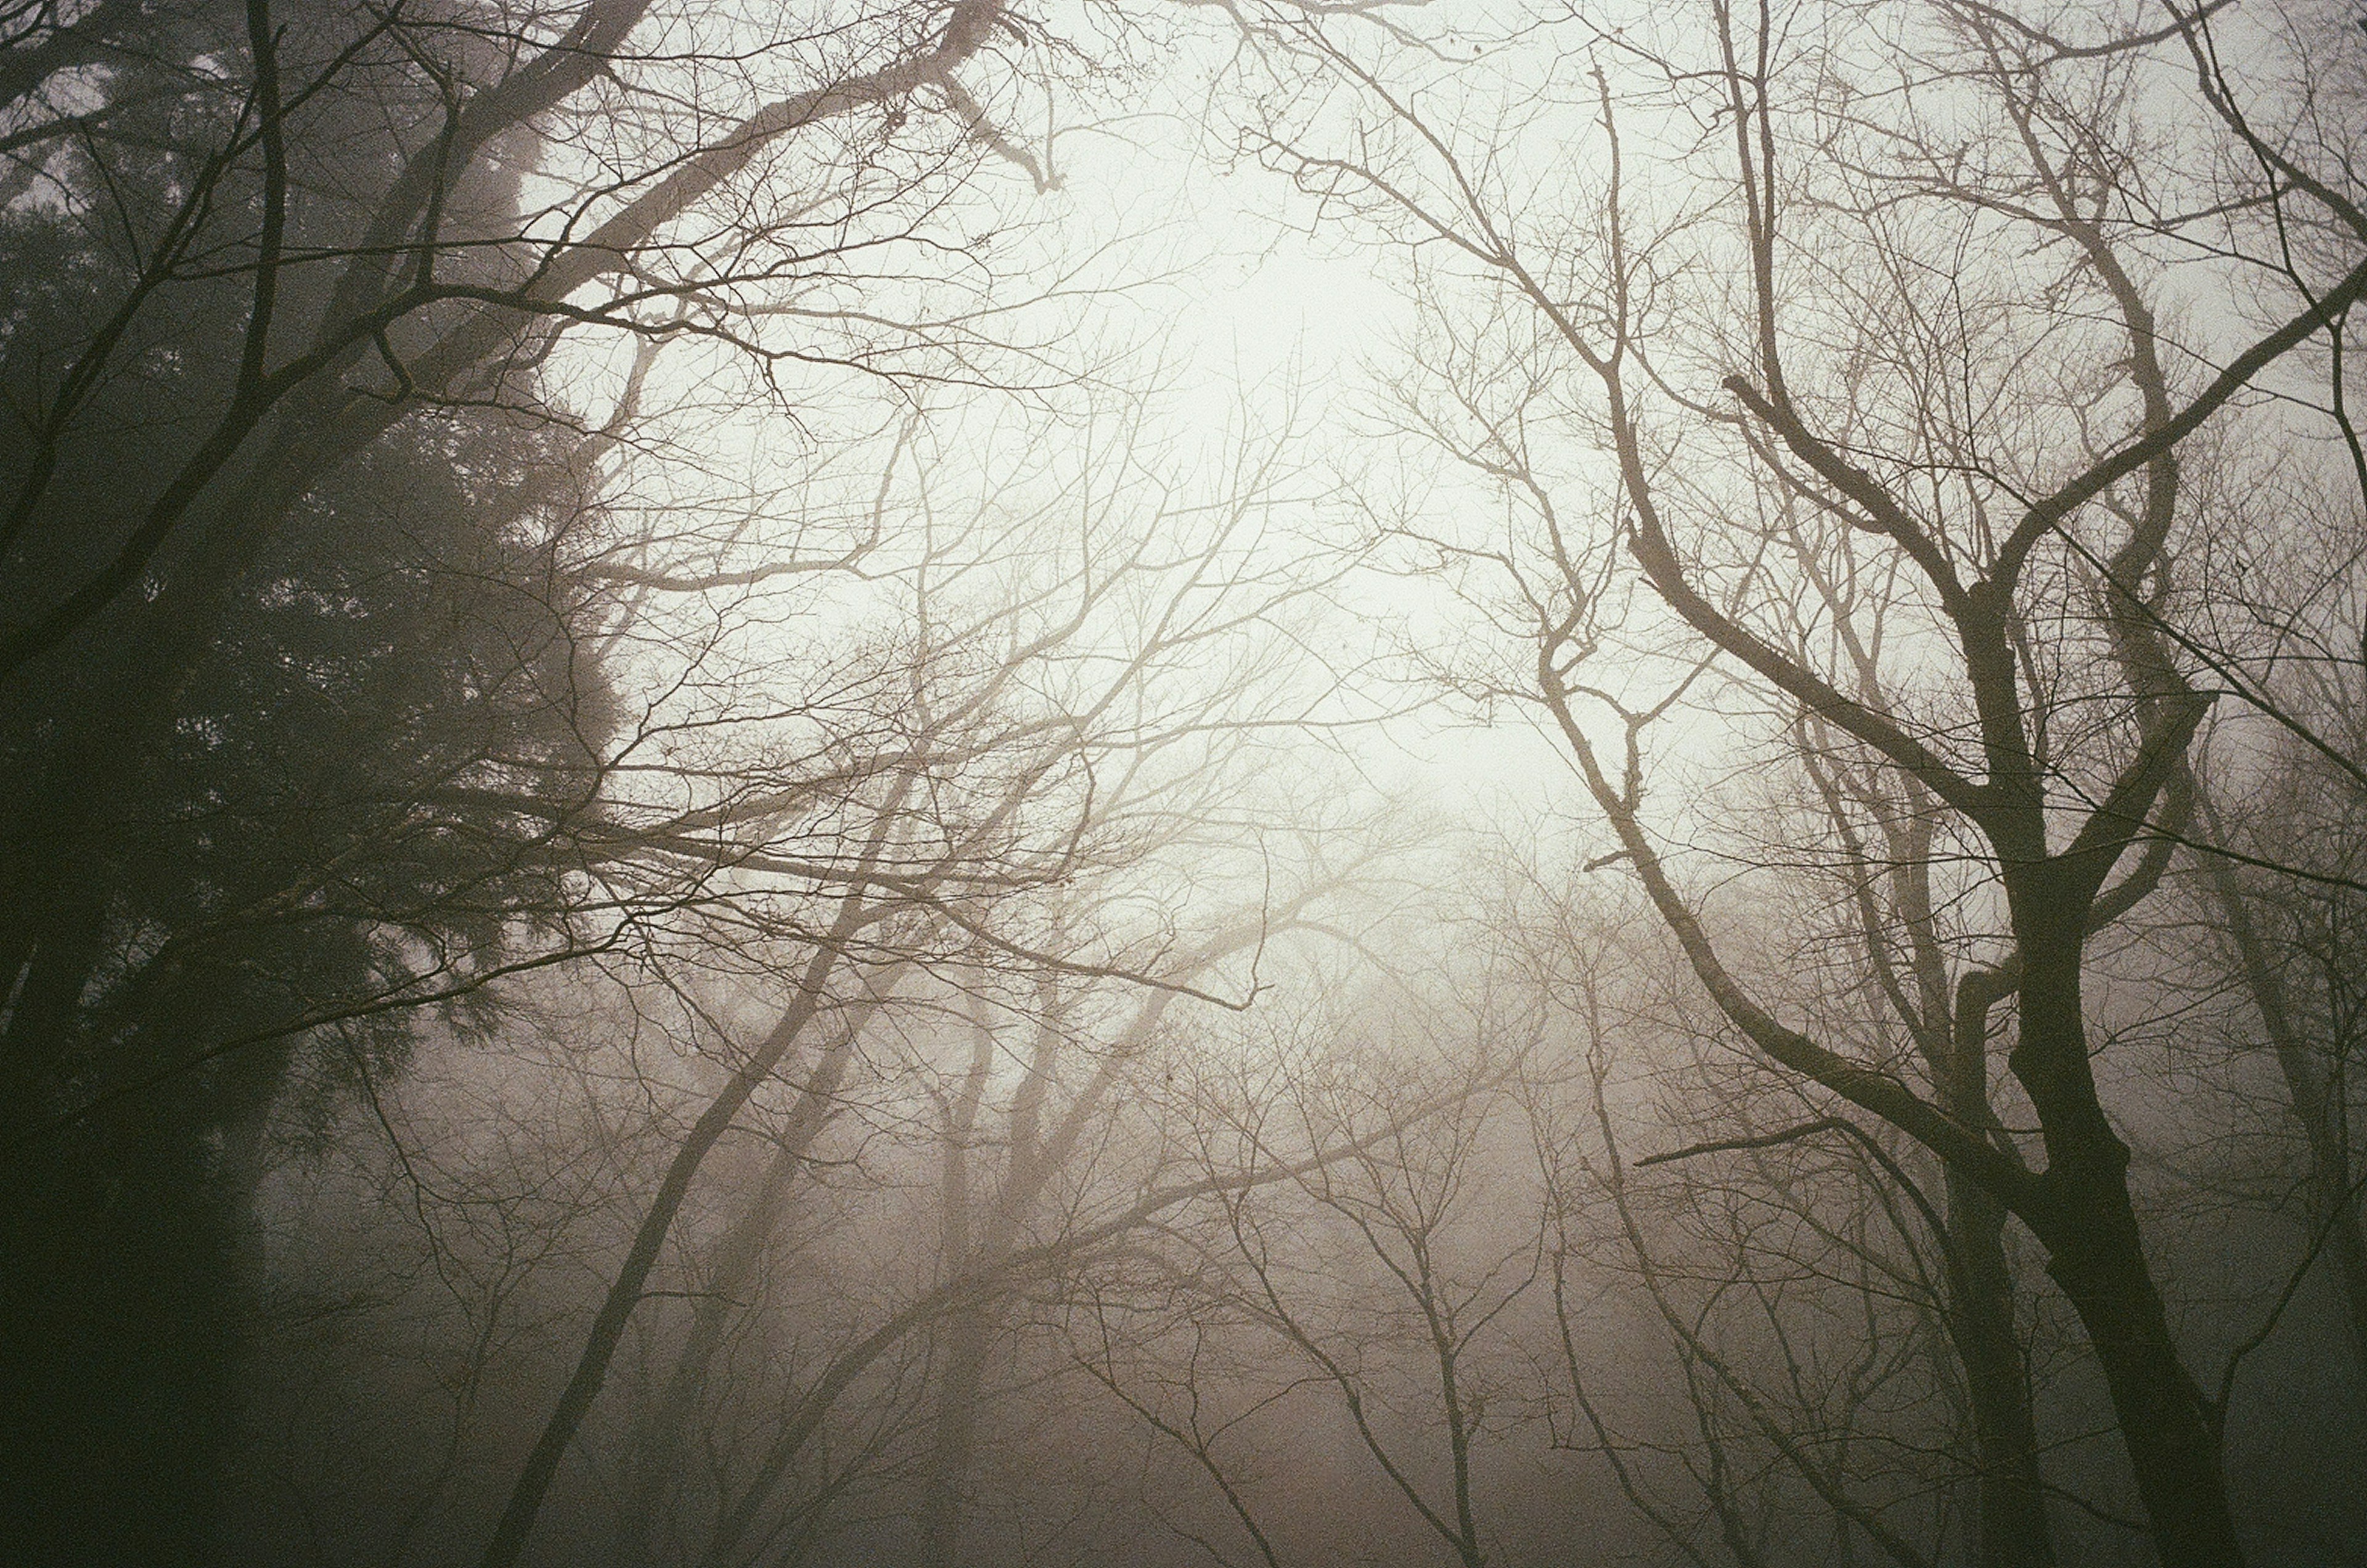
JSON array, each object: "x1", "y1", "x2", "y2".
[{"x1": 6, "y1": 0, "x2": 2367, "y2": 1564}]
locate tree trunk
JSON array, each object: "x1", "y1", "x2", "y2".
[
  {"x1": 0, "y1": 888, "x2": 266, "y2": 1566},
  {"x1": 2011, "y1": 927, "x2": 2242, "y2": 1568},
  {"x1": 1940, "y1": 966, "x2": 2055, "y2": 1568},
  {"x1": 2037, "y1": 1179, "x2": 2238, "y2": 1568},
  {"x1": 1945, "y1": 1169, "x2": 2056, "y2": 1568},
  {"x1": 917, "y1": 1309, "x2": 993, "y2": 1568}
]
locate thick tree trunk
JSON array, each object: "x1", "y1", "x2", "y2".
[
  {"x1": 0, "y1": 889, "x2": 274, "y2": 1567},
  {"x1": 2037, "y1": 1179, "x2": 2237, "y2": 1568},
  {"x1": 0, "y1": 1111, "x2": 245, "y2": 1566},
  {"x1": 2011, "y1": 928, "x2": 2241, "y2": 1568}
]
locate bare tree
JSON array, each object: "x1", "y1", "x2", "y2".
[{"x1": 1240, "y1": 0, "x2": 2367, "y2": 1560}]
